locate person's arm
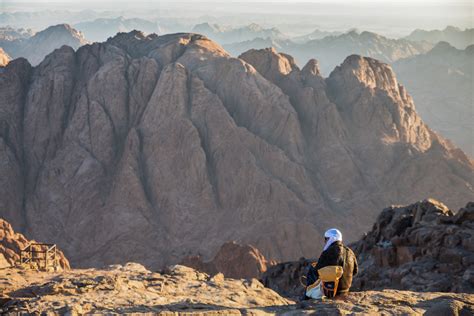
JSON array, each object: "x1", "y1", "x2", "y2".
[
  {"x1": 315, "y1": 247, "x2": 334, "y2": 271},
  {"x1": 306, "y1": 263, "x2": 319, "y2": 285}
]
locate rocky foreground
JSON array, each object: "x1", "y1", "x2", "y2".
[{"x1": 1, "y1": 263, "x2": 473, "y2": 315}]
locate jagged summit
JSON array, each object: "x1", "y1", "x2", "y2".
[{"x1": 0, "y1": 31, "x2": 472, "y2": 269}]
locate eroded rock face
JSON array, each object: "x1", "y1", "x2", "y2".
[
  {"x1": 180, "y1": 241, "x2": 274, "y2": 279},
  {"x1": 0, "y1": 218, "x2": 70, "y2": 270},
  {"x1": 0, "y1": 32, "x2": 473, "y2": 269},
  {"x1": 351, "y1": 199, "x2": 474, "y2": 293}
]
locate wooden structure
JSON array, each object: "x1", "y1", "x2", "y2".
[{"x1": 19, "y1": 243, "x2": 58, "y2": 271}]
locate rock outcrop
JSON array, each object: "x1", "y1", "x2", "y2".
[
  {"x1": 351, "y1": 199, "x2": 474, "y2": 293},
  {"x1": 0, "y1": 31, "x2": 472, "y2": 269},
  {"x1": 181, "y1": 241, "x2": 273, "y2": 279},
  {"x1": 0, "y1": 24, "x2": 88, "y2": 65},
  {"x1": 0, "y1": 48, "x2": 10, "y2": 66},
  {"x1": 1, "y1": 263, "x2": 473, "y2": 315},
  {"x1": 261, "y1": 200, "x2": 474, "y2": 298},
  {"x1": 0, "y1": 218, "x2": 70, "y2": 270}
]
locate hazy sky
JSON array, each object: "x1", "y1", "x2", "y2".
[{"x1": 1, "y1": 0, "x2": 472, "y2": 36}]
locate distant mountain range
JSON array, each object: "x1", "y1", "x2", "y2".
[
  {"x1": 405, "y1": 26, "x2": 474, "y2": 49},
  {"x1": 393, "y1": 42, "x2": 474, "y2": 156},
  {"x1": 292, "y1": 29, "x2": 342, "y2": 43},
  {"x1": 225, "y1": 30, "x2": 434, "y2": 75},
  {"x1": 0, "y1": 24, "x2": 88, "y2": 65},
  {"x1": 74, "y1": 17, "x2": 161, "y2": 42},
  {"x1": 0, "y1": 26, "x2": 34, "y2": 41},
  {"x1": 192, "y1": 22, "x2": 286, "y2": 44}
]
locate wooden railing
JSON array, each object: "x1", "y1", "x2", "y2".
[{"x1": 19, "y1": 243, "x2": 58, "y2": 271}]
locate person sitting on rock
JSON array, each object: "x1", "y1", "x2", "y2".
[{"x1": 304, "y1": 228, "x2": 358, "y2": 299}]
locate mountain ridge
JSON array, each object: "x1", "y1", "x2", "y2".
[
  {"x1": 0, "y1": 31, "x2": 472, "y2": 269},
  {"x1": 0, "y1": 24, "x2": 88, "y2": 65}
]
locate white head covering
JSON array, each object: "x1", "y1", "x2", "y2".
[{"x1": 323, "y1": 228, "x2": 343, "y2": 251}]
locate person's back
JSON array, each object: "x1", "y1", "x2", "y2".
[{"x1": 305, "y1": 229, "x2": 358, "y2": 298}]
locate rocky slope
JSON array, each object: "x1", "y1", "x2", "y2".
[
  {"x1": 180, "y1": 241, "x2": 273, "y2": 279},
  {"x1": 261, "y1": 199, "x2": 474, "y2": 298},
  {"x1": 405, "y1": 26, "x2": 474, "y2": 49},
  {"x1": 0, "y1": 218, "x2": 70, "y2": 270},
  {"x1": 1, "y1": 263, "x2": 473, "y2": 315},
  {"x1": 351, "y1": 199, "x2": 474, "y2": 293},
  {"x1": 393, "y1": 42, "x2": 474, "y2": 156},
  {"x1": 0, "y1": 24, "x2": 88, "y2": 65},
  {"x1": 74, "y1": 17, "x2": 160, "y2": 42},
  {"x1": 0, "y1": 31, "x2": 472, "y2": 269}
]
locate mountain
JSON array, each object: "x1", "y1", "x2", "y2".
[
  {"x1": 392, "y1": 42, "x2": 474, "y2": 157},
  {"x1": 0, "y1": 47, "x2": 10, "y2": 66},
  {"x1": 192, "y1": 22, "x2": 286, "y2": 44},
  {"x1": 224, "y1": 30, "x2": 433, "y2": 75},
  {"x1": 0, "y1": 26, "x2": 34, "y2": 41},
  {"x1": 292, "y1": 29, "x2": 342, "y2": 43},
  {"x1": 0, "y1": 32, "x2": 472, "y2": 270},
  {"x1": 405, "y1": 26, "x2": 474, "y2": 49},
  {"x1": 223, "y1": 37, "x2": 292, "y2": 57},
  {"x1": 0, "y1": 24, "x2": 88, "y2": 65},
  {"x1": 74, "y1": 17, "x2": 160, "y2": 42}
]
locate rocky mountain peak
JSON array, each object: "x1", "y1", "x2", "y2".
[
  {"x1": 329, "y1": 54, "x2": 399, "y2": 93},
  {"x1": 430, "y1": 41, "x2": 456, "y2": 54},
  {"x1": 33, "y1": 24, "x2": 87, "y2": 45},
  {"x1": 0, "y1": 24, "x2": 88, "y2": 65},
  {"x1": 239, "y1": 47, "x2": 298, "y2": 79},
  {"x1": 301, "y1": 58, "x2": 321, "y2": 77},
  {"x1": 328, "y1": 54, "x2": 434, "y2": 151}
]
